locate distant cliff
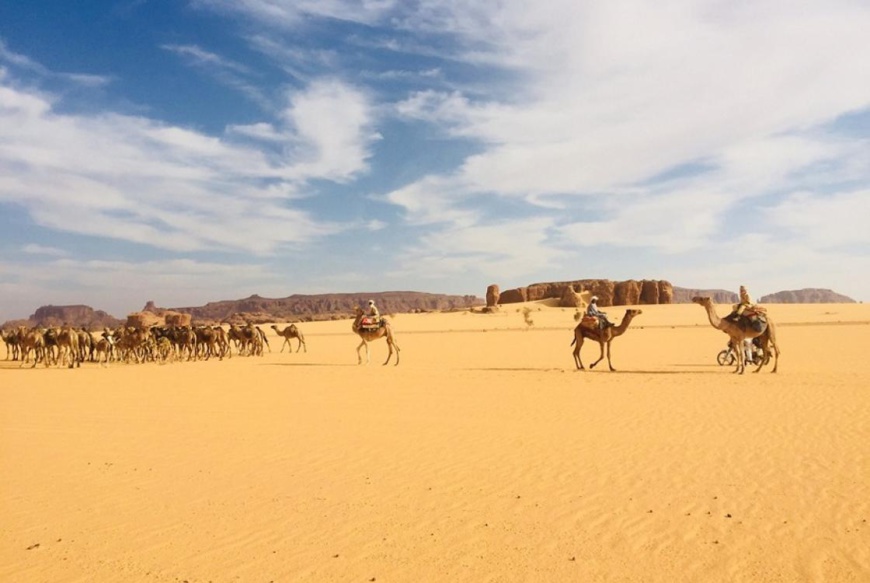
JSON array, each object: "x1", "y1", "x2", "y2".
[
  {"x1": 759, "y1": 288, "x2": 856, "y2": 303},
  {"x1": 162, "y1": 291, "x2": 482, "y2": 324},
  {"x1": 497, "y1": 279, "x2": 673, "y2": 307},
  {"x1": 2, "y1": 305, "x2": 124, "y2": 330}
]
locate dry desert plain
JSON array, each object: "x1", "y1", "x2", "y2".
[{"x1": 2, "y1": 301, "x2": 869, "y2": 583}]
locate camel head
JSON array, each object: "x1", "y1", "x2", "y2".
[
  {"x1": 625, "y1": 309, "x2": 643, "y2": 317},
  {"x1": 691, "y1": 296, "x2": 712, "y2": 306}
]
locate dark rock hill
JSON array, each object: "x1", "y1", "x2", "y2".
[
  {"x1": 160, "y1": 291, "x2": 482, "y2": 325},
  {"x1": 2, "y1": 305, "x2": 124, "y2": 330},
  {"x1": 758, "y1": 288, "x2": 856, "y2": 303}
]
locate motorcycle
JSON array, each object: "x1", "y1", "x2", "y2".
[{"x1": 717, "y1": 339, "x2": 766, "y2": 366}]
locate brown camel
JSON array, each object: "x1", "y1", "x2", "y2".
[
  {"x1": 352, "y1": 306, "x2": 400, "y2": 365},
  {"x1": 55, "y1": 326, "x2": 81, "y2": 368},
  {"x1": 572, "y1": 309, "x2": 643, "y2": 371},
  {"x1": 1, "y1": 328, "x2": 20, "y2": 361},
  {"x1": 692, "y1": 296, "x2": 780, "y2": 374},
  {"x1": 271, "y1": 324, "x2": 307, "y2": 353}
]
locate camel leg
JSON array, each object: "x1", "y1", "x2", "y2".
[
  {"x1": 733, "y1": 337, "x2": 745, "y2": 374},
  {"x1": 606, "y1": 341, "x2": 615, "y2": 372},
  {"x1": 383, "y1": 338, "x2": 400, "y2": 366},
  {"x1": 589, "y1": 341, "x2": 606, "y2": 369},
  {"x1": 768, "y1": 341, "x2": 780, "y2": 373},
  {"x1": 357, "y1": 340, "x2": 369, "y2": 365},
  {"x1": 297, "y1": 338, "x2": 306, "y2": 353},
  {"x1": 572, "y1": 334, "x2": 585, "y2": 370}
]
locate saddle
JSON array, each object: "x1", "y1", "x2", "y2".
[
  {"x1": 731, "y1": 307, "x2": 767, "y2": 333},
  {"x1": 580, "y1": 315, "x2": 610, "y2": 330},
  {"x1": 359, "y1": 317, "x2": 384, "y2": 332}
]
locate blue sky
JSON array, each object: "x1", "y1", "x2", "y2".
[{"x1": 1, "y1": 1, "x2": 869, "y2": 321}]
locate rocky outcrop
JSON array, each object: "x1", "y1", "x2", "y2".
[
  {"x1": 21, "y1": 305, "x2": 123, "y2": 330},
  {"x1": 759, "y1": 288, "x2": 856, "y2": 303},
  {"x1": 559, "y1": 287, "x2": 585, "y2": 308},
  {"x1": 498, "y1": 279, "x2": 673, "y2": 307},
  {"x1": 486, "y1": 284, "x2": 500, "y2": 307},
  {"x1": 167, "y1": 292, "x2": 482, "y2": 324},
  {"x1": 2, "y1": 292, "x2": 482, "y2": 330}
]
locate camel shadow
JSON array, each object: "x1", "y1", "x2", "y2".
[
  {"x1": 263, "y1": 362, "x2": 358, "y2": 367},
  {"x1": 463, "y1": 367, "x2": 568, "y2": 372}
]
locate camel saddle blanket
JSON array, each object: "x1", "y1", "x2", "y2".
[
  {"x1": 580, "y1": 315, "x2": 606, "y2": 330},
  {"x1": 360, "y1": 317, "x2": 384, "y2": 332},
  {"x1": 740, "y1": 311, "x2": 767, "y2": 333}
]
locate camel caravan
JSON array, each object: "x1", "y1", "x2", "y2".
[
  {"x1": 2, "y1": 286, "x2": 780, "y2": 373},
  {"x1": 0, "y1": 315, "x2": 279, "y2": 368}
]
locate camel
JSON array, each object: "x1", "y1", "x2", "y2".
[
  {"x1": 55, "y1": 326, "x2": 81, "y2": 368},
  {"x1": 271, "y1": 324, "x2": 307, "y2": 353},
  {"x1": 352, "y1": 306, "x2": 400, "y2": 365},
  {"x1": 77, "y1": 328, "x2": 94, "y2": 363},
  {"x1": 93, "y1": 333, "x2": 114, "y2": 366},
  {"x1": 19, "y1": 328, "x2": 48, "y2": 368},
  {"x1": 692, "y1": 296, "x2": 779, "y2": 374},
  {"x1": 1, "y1": 328, "x2": 20, "y2": 360},
  {"x1": 571, "y1": 309, "x2": 643, "y2": 371}
]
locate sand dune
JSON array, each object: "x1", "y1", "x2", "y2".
[{"x1": 2, "y1": 303, "x2": 869, "y2": 582}]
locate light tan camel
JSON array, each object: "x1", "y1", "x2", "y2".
[
  {"x1": 352, "y1": 306, "x2": 400, "y2": 365},
  {"x1": 271, "y1": 324, "x2": 307, "y2": 353},
  {"x1": 19, "y1": 327, "x2": 47, "y2": 368},
  {"x1": 692, "y1": 296, "x2": 779, "y2": 374},
  {"x1": 572, "y1": 309, "x2": 643, "y2": 371},
  {"x1": 55, "y1": 326, "x2": 81, "y2": 368}
]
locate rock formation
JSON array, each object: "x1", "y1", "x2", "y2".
[
  {"x1": 759, "y1": 288, "x2": 856, "y2": 303},
  {"x1": 486, "y1": 284, "x2": 500, "y2": 308},
  {"x1": 498, "y1": 279, "x2": 673, "y2": 307},
  {"x1": 17, "y1": 305, "x2": 122, "y2": 330}
]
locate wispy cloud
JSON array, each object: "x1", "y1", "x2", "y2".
[
  {"x1": 22, "y1": 243, "x2": 69, "y2": 257},
  {"x1": 0, "y1": 74, "x2": 379, "y2": 254}
]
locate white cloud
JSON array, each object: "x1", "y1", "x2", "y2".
[
  {"x1": 766, "y1": 189, "x2": 870, "y2": 248},
  {"x1": 392, "y1": 217, "x2": 560, "y2": 283},
  {"x1": 0, "y1": 76, "x2": 379, "y2": 254},
  {"x1": 21, "y1": 243, "x2": 69, "y2": 257},
  {"x1": 280, "y1": 79, "x2": 379, "y2": 181}
]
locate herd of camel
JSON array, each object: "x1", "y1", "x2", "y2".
[
  {"x1": 1, "y1": 321, "x2": 308, "y2": 368},
  {"x1": 2, "y1": 299, "x2": 778, "y2": 373}
]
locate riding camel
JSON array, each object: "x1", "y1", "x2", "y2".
[
  {"x1": 352, "y1": 306, "x2": 400, "y2": 365},
  {"x1": 692, "y1": 296, "x2": 780, "y2": 374},
  {"x1": 271, "y1": 324, "x2": 307, "y2": 353},
  {"x1": 572, "y1": 309, "x2": 643, "y2": 371}
]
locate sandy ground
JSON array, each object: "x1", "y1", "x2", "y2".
[{"x1": 2, "y1": 302, "x2": 869, "y2": 582}]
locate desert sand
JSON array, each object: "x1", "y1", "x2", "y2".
[{"x1": 2, "y1": 302, "x2": 869, "y2": 582}]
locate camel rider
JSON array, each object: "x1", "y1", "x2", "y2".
[
  {"x1": 729, "y1": 285, "x2": 754, "y2": 322},
  {"x1": 586, "y1": 296, "x2": 613, "y2": 328},
  {"x1": 366, "y1": 299, "x2": 380, "y2": 321}
]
